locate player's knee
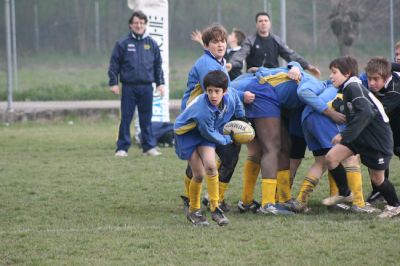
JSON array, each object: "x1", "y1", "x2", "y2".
[{"x1": 325, "y1": 153, "x2": 338, "y2": 169}]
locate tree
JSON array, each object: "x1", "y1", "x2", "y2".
[{"x1": 329, "y1": 0, "x2": 362, "y2": 56}]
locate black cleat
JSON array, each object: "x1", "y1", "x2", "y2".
[
  {"x1": 211, "y1": 207, "x2": 229, "y2": 226},
  {"x1": 186, "y1": 209, "x2": 209, "y2": 226},
  {"x1": 237, "y1": 200, "x2": 261, "y2": 213}
]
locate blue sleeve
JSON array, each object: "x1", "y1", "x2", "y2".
[
  {"x1": 196, "y1": 117, "x2": 232, "y2": 145},
  {"x1": 153, "y1": 41, "x2": 165, "y2": 86},
  {"x1": 108, "y1": 42, "x2": 122, "y2": 86},
  {"x1": 235, "y1": 89, "x2": 245, "y2": 102},
  {"x1": 297, "y1": 79, "x2": 328, "y2": 113},
  {"x1": 230, "y1": 88, "x2": 246, "y2": 118},
  {"x1": 287, "y1": 61, "x2": 304, "y2": 71}
]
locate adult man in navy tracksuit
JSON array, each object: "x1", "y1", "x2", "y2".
[{"x1": 108, "y1": 11, "x2": 165, "y2": 157}]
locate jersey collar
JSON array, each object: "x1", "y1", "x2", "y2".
[{"x1": 204, "y1": 50, "x2": 226, "y2": 66}]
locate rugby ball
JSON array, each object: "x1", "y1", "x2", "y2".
[
  {"x1": 223, "y1": 120, "x2": 255, "y2": 144},
  {"x1": 327, "y1": 93, "x2": 344, "y2": 113}
]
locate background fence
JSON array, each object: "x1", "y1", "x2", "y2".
[{"x1": 0, "y1": 0, "x2": 399, "y2": 102}]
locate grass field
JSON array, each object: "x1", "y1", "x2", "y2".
[{"x1": 1, "y1": 119, "x2": 400, "y2": 265}]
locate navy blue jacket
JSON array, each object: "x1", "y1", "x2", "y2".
[{"x1": 108, "y1": 32, "x2": 164, "y2": 86}]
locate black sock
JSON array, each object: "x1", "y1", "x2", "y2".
[
  {"x1": 370, "y1": 168, "x2": 390, "y2": 195},
  {"x1": 329, "y1": 164, "x2": 350, "y2": 196},
  {"x1": 376, "y1": 179, "x2": 400, "y2": 206},
  {"x1": 385, "y1": 168, "x2": 390, "y2": 180}
]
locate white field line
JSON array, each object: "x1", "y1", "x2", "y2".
[{"x1": 0, "y1": 224, "x2": 164, "y2": 235}]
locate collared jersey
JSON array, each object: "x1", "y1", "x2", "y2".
[
  {"x1": 339, "y1": 76, "x2": 393, "y2": 156},
  {"x1": 174, "y1": 88, "x2": 245, "y2": 146},
  {"x1": 181, "y1": 50, "x2": 230, "y2": 110}
]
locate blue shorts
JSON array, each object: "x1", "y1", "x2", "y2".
[
  {"x1": 244, "y1": 81, "x2": 280, "y2": 119},
  {"x1": 302, "y1": 112, "x2": 344, "y2": 152},
  {"x1": 174, "y1": 130, "x2": 215, "y2": 160},
  {"x1": 289, "y1": 107, "x2": 304, "y2": 138}
]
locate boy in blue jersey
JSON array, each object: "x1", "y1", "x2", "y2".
[
  {"x1": 180, "y1": 25, "x2": 255, "y2": 212},
  {"x1": 174, "y1": 70, "x2": 246, "y2": 226},
  {"x1": 326, "y1": 56, "x2": 400, "y2": 218}
]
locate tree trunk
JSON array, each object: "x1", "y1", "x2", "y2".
[{"x1": 74, "y1": 0, "x2": 87, "y2": 54}]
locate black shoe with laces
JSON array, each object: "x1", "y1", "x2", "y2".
[
  {"x1": 186, "y1": 209, "x2": 209, "y2": 226},
  {"x1": 211, "y1": 207, "x2": 229, "y2": 226},
  {"x1": 366, "y1": 191, "x2": 386, "y2": 205},
  {"x1": 237, "y1": 200, "x2": 261, "y2": 213},
  {"x1": 218, "y1": 200, "x2": 230, "y2": 212}
]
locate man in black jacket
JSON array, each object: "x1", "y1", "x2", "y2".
[{"x1": 228, "y1": 12, "x2": 320, "y2": 77}]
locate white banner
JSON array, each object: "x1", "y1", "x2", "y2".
[{"x1": 128, "y1": 0, "x2": 170, "y2": 122}]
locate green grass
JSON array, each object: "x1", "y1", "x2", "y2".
[{"x1": 1, "y1": 120, "x2": 400, "y2": 265}]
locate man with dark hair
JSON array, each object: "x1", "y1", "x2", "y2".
[
  {"x1": 108, "y1": 10, "x2": 165, "y2": 157},
  {"x1": 228, "y1": 12, "x2": 320, "y2": 77}
]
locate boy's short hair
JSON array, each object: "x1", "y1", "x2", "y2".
[
  {"x1": 129, "y1": 10, "x2": 148, "y2": 24},
  {"x1": 395, "y1": 41, "x2": 400, "y2": 50},
  {"x1": 255, "y1": 12, "x2": 270, "y2": 22},
  {"x1": 202, "y1": 24, "x2": 228, "y2": 46},
  {"x1": 232, "y1": 28, "x2": 246, "y2": 46},
  {"x1": 329, "y1": 56, "x2": 359, "y2": 77},
  {"x1": 365, "y1": 57, "x2": 392, "y2": 80},
  {"x1": 203, "y1": 70, "x2": 229, "y2": 92}
]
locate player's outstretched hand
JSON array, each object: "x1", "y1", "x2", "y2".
[
  {"x1": 307, "y1": 65, "x2": 321, "y2": 78},
  {"x1": 191, "y1": 30, "x2": 203, "y2": 46}
]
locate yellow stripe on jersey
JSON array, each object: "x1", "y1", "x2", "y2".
[
  {"x1": 187, "y1": 83, "x2": 204, "y2": 106},
  {"x1": 174, "y1": 121, "x2": 197, "y2": 135},
  {"x1": 258, "y1": 72, "x2": 299, "y2": 87}
]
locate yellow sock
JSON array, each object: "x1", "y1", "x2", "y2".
[
  {"x1": 216, "y1": 158, "x2": 222, "y2": 169},
  {"x1": 184, "y1": 175, "x2": 191, "y2": 198},
  {"x1": 241, "y1": 159, "x2": 260, "y2": 205},
  {"x1": 277, "y1": 169, "x2": 291, "y2": 203},
  {"x1": 262, "y1": 178, "x2": 277, "y2": 207},
  {"x1": 189, "y1": 179, "x2": 202, "y2": 212},
  {"x1": 219, "y1": 182, "x2": 228, "y2": 202},
  {"x1": 328, "y1": 172, "x2": 339, "y2": 196},
  {"x1": 206, "y1": 174, "x2": 219, "y2": 212},
  {"x1": 346, "y1": 166, "x2": 365, "y2": 207},
  {"x1": 296, "y1": 175, "x2": 319, "y2": 204}
]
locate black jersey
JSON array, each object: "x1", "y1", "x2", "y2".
[
  {"x1": 340, "y1": 77, "x2": 393, "y2": 157},
  {"x1": 374, "y1": 72, "x2": 400, "y2": 114},
  {"x1": 229, "y1": 33, "x2": 309, "y2": 71},
  {"x1": 224, "y1": 48, "x2": 242, "y2": 80}
]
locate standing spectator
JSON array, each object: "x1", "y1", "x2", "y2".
[
  {"x1": 108, "y1": 11, "x2": 165, "y2": 157},
  {"x1": 228, "y1": 12, "x2": 320, "y2": 77}
]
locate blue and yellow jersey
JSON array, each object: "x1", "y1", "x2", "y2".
[
  {"x1": 181, "y1": 50, "x2": 230, "y2": 111},
  {"x1": 174, "y1": 88, "x2": 245, "y2": 145},
  {"x1": 301, "y1": 81, "x2": 339, "y2": 122}
]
